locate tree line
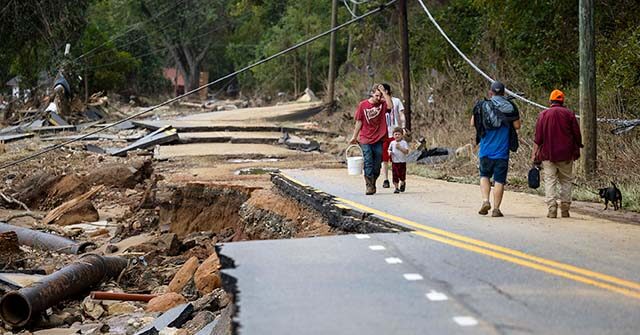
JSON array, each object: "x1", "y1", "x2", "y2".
[{"x1": 1, "y1": 0, "x2": 639, "y2": 118}]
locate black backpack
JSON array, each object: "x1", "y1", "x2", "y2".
[{"x1": 472, "y1": 99, "x2": 519, "y2": 153}]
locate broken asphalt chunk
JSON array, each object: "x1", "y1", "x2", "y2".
[
  {"x1": 111, "y1": 125, "x2": 178, "y2": 157},
  {"x1": 48, "y1": 111, "x2": 69, "y2": 126},
  {"x1": 85, "y1": 144, "x2": 107, "y2": 154},
  {"x1": 0, "y1": 132, "x2": 34, "y2": 142},
  {"x1": 134, "y1": 303, "x2": 194, "y2": 335},
  {"x1": 83, "y1": 106, "x2": 106, "y2": 121}
]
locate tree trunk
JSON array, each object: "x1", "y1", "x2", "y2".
[
  {"x1": 579, "y1": 0, "x2": 597, "y2": 177},
  {"x1": 305, "y1": 45, "x2": 311, "y2": 91},
  {"x1": 305, "y1": 15, "x2": 311, "y2": 91},
  {"x1": 326, "y1": 0, "x2": 338, "y2": 104},
  {"x1": 293, "y1": 55, "x2": 299, "y2": 97},
  {"x1": 397, "y1": 0, "x2": 412, "y2": 131}
]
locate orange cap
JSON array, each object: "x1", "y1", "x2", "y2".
[{"x1": 549, "y1": 89, "x2": 564, "y2": 102}]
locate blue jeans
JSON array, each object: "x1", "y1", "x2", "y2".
[{"x1": 360, "y1": 140, "x2": 383, "y2": 179}]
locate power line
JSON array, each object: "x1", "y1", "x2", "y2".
[
  {"x1": 343, "y1": 0, "x2": 358, "y2": 18},
  {"x1": 78, "y1": 2, "x2": 255, "y2": 71},
  {"x1": 0, "y1": 0, "x2": 15, "y2": 16},
  {"x1": 0, "y1": 0, "x2": 397, "y2": 171},
  {"x1": 415, "y1": 0, "x2": 545, "y2": 109},
  {"x1": 80, "y1": 26, "x2": 240, "y2": 72},
  {"x1": 74, "y1": 0, "x2": 191, "y2": 62},
  {"x1": 79, "y1": 8, "x2": 257, "y2": 72},
  {"x1": 85, "y1": 5, "x2": 205, "y2": 63},
  {"x1": 415, "y1": 0, "x2": 640, "y2": 131}
]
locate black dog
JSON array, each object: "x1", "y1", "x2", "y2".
[{"x1": 599, "y1": 182, "x2": 622, "y2": 210}]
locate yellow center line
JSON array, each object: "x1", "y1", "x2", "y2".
[
  {"x1": 335, "y1": 197, "x2": 640, "y2": 297},
  {"x1": 279, "y1": 172, "x2": 640, "y2": 297},
  {"x1": 334, "y1": 196, "x2": 640, "y2": 294},
  {"x1": 412, "y1": 230, "x2": 640, "y2": 300}
]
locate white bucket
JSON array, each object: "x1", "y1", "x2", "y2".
[{"x1": 345, "y1": 144, "x2": 364, "y2": 175}]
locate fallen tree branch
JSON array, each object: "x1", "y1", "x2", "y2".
[
  {"x1": 2, "y1": 212, "x2": 43, "y2": 222},
  {"x1": 42, "y1": 185, "x2": 104, "y2": 225},
  {"x1": 0, "y1": 192, "x2": 30, "y2": 212}
]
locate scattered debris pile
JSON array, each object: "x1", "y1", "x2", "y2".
[
  {"x1": 0, "y1": 222, "x2": 232, "y2": 335},
  {"x1": 0, "y1": 97, "x2": 340, "y2": 334}
]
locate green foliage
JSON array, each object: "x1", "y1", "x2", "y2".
[
  {"x1": 0, "y1": 0, "x2": 91, "y2": 87},
  {"x1": 0, "y1": 0, "x2": 639, "y2": 116},
  {"x1": 227, "y1": 0, "x2": 348, "y2": 96},
  {"x1": 79, "y1": 23, "x2": 139, "y2": 93},
  {"x1": 226, "y1": 0, "x2": 289, "y2": 87},
  {"x1": 410, "y1": 0, "x2": 482, "y2": 79}
]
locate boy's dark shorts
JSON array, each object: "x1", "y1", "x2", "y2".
[{"x1": 479, "y1": 157, "x2": 508, "y2": 184}]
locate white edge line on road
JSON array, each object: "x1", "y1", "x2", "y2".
[
  {"x1": 453, "y1": 316, "x2": 478, "y2": 327},
  {"x1": 385, "y1": 257, "x2": 403, "y2": 264},
  {"x1": 369, "y1": 245, "x2": 386, "y2": 251},
  {"x1": 403, "y1": 273, "x2": 424, "y2": 281},
  {"x1": 355, "y1": 234, "x2": 370, "y2": 239},
  {"x1": 425, "y1": 290, "x2": 448, "y2": 301}
]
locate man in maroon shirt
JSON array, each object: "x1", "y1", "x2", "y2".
[
  {"x1": 532, "y1": 89, "x2": 583, "y2": 218},
  {"x1": 349, "y1": 84, "x2": 392, "y2": 195}
]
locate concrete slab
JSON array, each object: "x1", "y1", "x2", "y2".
[
  {"x1": 154, "y1": 143, "x2": 303, "y2": 160},
  {"x1": 111, "y1": 126, "x2": 178, "y2": 157},
  {"x1": 28, "y1": 125, "x2": 76, "y2": 133},
  {"x1": 132, "y1": 120, "x2": 311, "y2": 133},
  {"x1": 41, "y1": 134, "x2": 142, "y2": 142},
  {"x1": 0, "y1": 133, "x2": 34, "y2": 142},
  {"x1": 33, "y1": 328, "x2": 78, "y2": 335},
  {"x1": 182, "y1": 101, "x2": 323, "y2": 122},
  {"x1": 178, "y1": 131, "x2": 282, "y2": 144}
]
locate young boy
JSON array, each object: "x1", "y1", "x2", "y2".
[{"x1": 388, "y1": 127, "x2": 410, "y2": 193}]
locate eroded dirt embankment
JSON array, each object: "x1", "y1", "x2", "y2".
[{"x1": 155, "y1": 181, "x2": 335, "y2": 241}]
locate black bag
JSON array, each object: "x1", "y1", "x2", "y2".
[
  {"x1": 509, "y1": 126, "x2": 519, "y2": 153},
  {"x1": 528, "y1": 166, "x2": 540, "y2": 189}
]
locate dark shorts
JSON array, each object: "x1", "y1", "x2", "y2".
[
  {"x1": 479, "y1": 157, "x2": 508, "y2": 184},
  {"x1": 382, "y1": 137, "x2": 393, "y2": 162},
  {"x1": 392, "y1": 162, "x2": 406, "y2": 183}
]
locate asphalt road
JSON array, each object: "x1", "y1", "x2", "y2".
[{"x1": 220, "y1": 168, "x2": 640, "y2": 334}]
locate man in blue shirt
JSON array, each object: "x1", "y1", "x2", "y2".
[{"x1": 470, "y1": 81, "x2": 521, "y2": 217}]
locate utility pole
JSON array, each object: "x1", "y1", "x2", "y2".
[
  {"x1": 397, "y1": 0, "x2": 412, "y2": 130},
  {"x1": 326, "y1": 0, "x2": 338, "y2": 106},
  {"x1": 579, "y1": 0, "x2": 597, "y2": 177}
]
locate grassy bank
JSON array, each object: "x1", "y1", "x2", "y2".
[{"x1": 316, "y1": 67, "x2": 640, "y2": 213}]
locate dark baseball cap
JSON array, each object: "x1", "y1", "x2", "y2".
[{"x1": 490, "y1": 81, "x2": 505, "y2": 95}]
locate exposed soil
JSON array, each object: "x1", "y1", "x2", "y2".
[
  {"x1": 0, "y1": 124, "x2": 343, "y2": 334},
  {"x1": 158, "y1": 183, "x2": 252, "y2": 239}
]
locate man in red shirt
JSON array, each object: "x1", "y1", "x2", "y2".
[
  {"x1": 532, "y1": 89, "x2": 583, "y2": 218},
  {"x1": 349, "y1": 84, "x2": 392, "y2": 195}
]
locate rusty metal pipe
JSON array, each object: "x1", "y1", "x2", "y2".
[
  {"x1": 0, "y1": 254, "x2": 128, "y2": 327},
  {"x1": 90, "y1": 291, "x2": 157, "y2": 302},
  {"x1": 0, "y1": 222, "x2": 95, "y2": 254}
]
